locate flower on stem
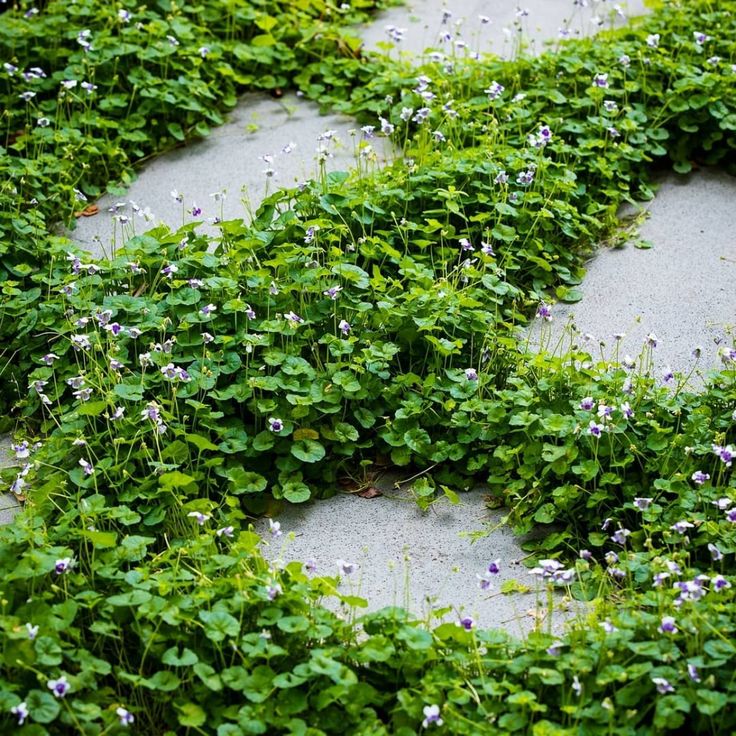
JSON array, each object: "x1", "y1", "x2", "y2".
[
  {"x1": 26, "y1": 623, "x2": 39, "y2": 640},
  {"x1": 336, "y1": 559, "x2": 358, "y2": 575},
  {"x1": 216, "y1": 526, "x2": 234, "y2": 538},
  {"x1": 284, "y1": 311, "x2": 303, "y2": 327},
  {"x1": 659, "y1": 616, "x2": 678, "y2": 634},
  {"x1": 422, "y1": 704, "x2": 443, "y2": 728},
  {"x1": 323, "y1": 285, "x2": 342, "y2": 300},
  {"x1": 79, "y1": 458, "x2": 94, "y2": 476},
  {"x1": 634, "y1": 497, "x2": 653, "y2": 511},
  {"x1": 268, "y1": 519, "x2": 282, "y2": 538},
  {"x1": 536, "y1": 303, "x2": 552, "y2": 321},
  {"x1": 187, "y1": 511, "x2": 211, "y2": 526},
  {"x1": 708, "y1": 543, "x2": 723, "y2": 561},
  {"x1": 652, "y1": 677, "x2": 674, "y2": 694},
  {"x1": 712, "y1": 444, "x2": 734, "y2": 467},
  {"x1": 712, "y1": 575, "x2": 731, "y2": 591},
  {"x1": 588, "y1": 420, "x2": 604, "y2": 437},
  {"x1": 646, "y1": 33, "x2": 660, "y2": 48},
  {"x1": 267, "y1": 584, "x2": 282, "y2": 601},
  {"x1": 610, "y1": 528, "x2": 630, "y2": 545},
  {"x1": 691, "y1": 470, "x2": 710, "y2": 485},
  {"x1": 338, "y1": 320, "x2": 351, "y2": 336},
  {"x1": 458, "y1": 615, "x2": 475, "y2": 631},
  {"x1": 268, "y1": 417, "x2": 283, "y2": 433},
  {"x1": 11, "y1": 702, "x2": 28, "y2": 725},
  {"x1": 116, "y1": 707, "x2": 134, "y2": 726}
]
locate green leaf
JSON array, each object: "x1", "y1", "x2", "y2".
[
  {"x1": 162, "y1": 646, "x2": 199, "y2": 667},
  {"x1": 177, "y1": 703, "x2": 206, "y2": 727},
  {"x1": 228, "y1": 468, "x2": 268, "y2": 495},
  {"x1": 282, "y1": 481, "x2": 311, "y2": 503},
  {"x1": 167, "y1": 122, "x2": 185, "y2": 141},
  {"x1": 695, "y1": 689, "x2": 728, "y2": 716},
  {"x1": 199, "y1": 610, "x2": 240, "y2": 642},
  {"x1": 26, "y1": 690, "x2": 61, "y2": 723},
  {"x1": 290, "y1": 439, "x2": 325, "y2": 463},
  {"x1": 142, "y1": 671, "x2": 181, "y2": 692}
]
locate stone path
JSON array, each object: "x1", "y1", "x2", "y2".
[
  {"x1": 7, "y1": 0, "x2": 734, "y2": 634},
  {"x1": 260, "y1": 473, "x2": 579, "y2": 634},
  {"x1": 359, "y1": 0, "x2": 648, "y2": 58},
  {"x1": 533, "y1": 169, "x2": 736, "y2": 378},
  {"x1": 0, "y1": 436, "x2": 18, "y2": 525},
  {"x1": 70, "y1": 93, "x2": 393, "y2": 258}
]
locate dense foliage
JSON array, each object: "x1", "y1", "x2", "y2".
[{"x1": 0, "y1": 0, "x2": 735, "y2": 733}]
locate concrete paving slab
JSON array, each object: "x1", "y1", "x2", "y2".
[
  {"x1": 259, "y1": 475, "x2": 580, "y2": 636},
  {"x1": 68, "y1": 93, "x2": 393, "y2": 258},
  {"x1": 359, "y1": 0, "x2": 648, "y2": 59},
  {"x1": 532, "y1": 170, "x2": 736, "y2": 378}
]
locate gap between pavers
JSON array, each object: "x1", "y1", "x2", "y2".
[
  {"x1": 0, "y1": 436, "x2": 19, "y2": 524},
  {"x1": 529, "y1": 169, "x2": 736, "y2": 378},
  {"x1": 358, "y1": 0, "x2": 648, "y2": 59},
  {"x1": 258, "y1": 472, "x2": 581, "y2": 636}
]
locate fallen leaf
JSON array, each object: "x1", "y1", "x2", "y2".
[
  {"x1": 74, "y1": 204, "x2": 99, "y2": 218},
  {"x1": 357, "y1": 486, "x2": 382, "y2": 499}
]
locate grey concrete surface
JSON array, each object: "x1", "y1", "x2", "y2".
[
  {"x1": 69, "y1": 93, "x2": 393, "y2": 258},
  {"x1": 532, "y1": 170, "x2": 736, "y2": 378},
  {"x1": 359, "y1": 0, "x2": 649, "y2": 59},
  {"x1": 0, "y1": 435, "x2": 20, "y2": 525},
  {"x1": 260, "y1": 476, "x2": 580, "y2": 636}
]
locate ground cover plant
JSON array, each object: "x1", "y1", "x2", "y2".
[{"x1": 0, "y1": 0, "x2": 736, "y2": 733}]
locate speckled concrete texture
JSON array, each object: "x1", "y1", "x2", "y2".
[
  {"x1": 359, "y1": 0, "x2": 648, "y2": 58},
  {"x1": 68, "y1": 93, "x2": 393, "y2": 258},
  {"x1": 534, "y1": 170, "x2": 736, "y2": 378},
  {"x1": 0, "y1": 435, "x2": 19, "y2": 525},
  {"x1": 259, "y1": 475, "x2": 580, "y2": 635}
]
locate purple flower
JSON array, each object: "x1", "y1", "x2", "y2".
[
  {"x1": 191, "y1": 204, "x2": 202, "y2": 217},
  {"x1": 691, "y1": 470, "x2": 710, "y2": 486},
  {"x1": 268, "y1": 519, "x2": 282, "y2": 538},
  {"x1": 465, "y1": 368, "x2": 478, "y2": 381},
  {"x1": 607, "y1": 567, "x2": 626, "y2": 579},
  {"x1": 600, "y1": 620, "x2": 617, "y2": 633},
  {"x1": 79, "y1": 458, "x2": 94, "y2": 476},
  {"x1": 645, "y1": 332, "x2": 658, "y2": 348},
  {"x1": 712, "y1": 444, "x2": 734, "y2": 467},
  {"x1": 487, "y1": 559, "x2": 501, "y2": 575},
  {"x1": 610, "y1": 528, "x2": 630, "y2": 545},
  {"x1": 662, "y1": 366, "x2": 674, "y2": 383},
  {"x1": 579, "y1": 397, "x2": 595, "y2": 411},
  {"x1": 579, "y1": 549, "x2": 593, "y2": 561},
  {"x1": 200, "y1": 303, "x2": 217, "y2": 316},
  {"x1": 323, "y1": 285, "x2": 343, "y2": 300},
  {"x1": 517, "y1": 169, "x2": 535, "y2": 186},
  {"x1": 267, "y1": 584, "x2": 282, "y2": 600},
  {"x1": 284, "y1": 311, "x2": 303, "y2": 326},
  {"x1": 646, "y1": 33, "x2": 660, "y2": 48},
  {"x1": 26, "y1": 623, "x2": 39, "y2": 640},
  {"x1": 422, "y1": 705, "x2": 443, "y2": 728},
  {"x1": 458, "y1": 616, "x2": 475, "y2": 631},
  {"x1": 11, "y1": 702, "x2": 28, "y2": 725},
  {"x1": 713, "y1": 575, "x2": 731, "y2": 591},
  {"x1": 484, "y1": 81, "x2": 504, "y2": 100},
  {"x1": 161, "y1": 263, "x2": 178, "y2": 278},
  {"x1": 605, "y1": 551, "x2": 619, "y2": 566},
  {"x1": 670, "y1": 520, "x2": 694, "y2": 534},
  {"x1": 652, "y1": 677, "x2": 674, "y2": 694},
  {"x1": 634, "y1": 497, "x2": 653, "y2": 511},
  {"x1": 245, "y1": 307, "x2": 256, "y2": 320},
  {"x1": 588, "y1": 420, "x2": 604, "y2": 437},
  {"x1": 268, "y1": 417, "x2": 283, "y2": 433},
  {"x1": 116, "y1": 707, "x2": 134, "y2": 726},
  {"x1": 336, "y1": 559, "x2": 358, "y2": 576},
  {"x1": 537, "y1": 303, "x2": 552, "y2": 321},
  {"x1": 687, "y1": 664, "x2": 701, "y2": 682},
  {"x1": 338, "y1": 320, "x2": 351, "y2": 336},
  {"x1": 477, "y1": 573, "x2": 493, "y2": 591},
  {"x1": 201, "y1": 332, "x2": 214, "y2": 344},
  {"x1": 708, "y1": 543, "x2": 723, "y2": 561},
  {"x1": 187, "y1": 511, "x2": 211, "y2": 525},
  {"x1": 592, "y1": 73, "x2": 609, "y2": 88},
  {"x1": 694, "y1": 32, "x2": 709, "y2": 44},
  {"x1": 216, "y1": 526, "x2": 234, "y2": 538},
  {"x1": 620, "y1": 402, "x2": 634, "y2": 419},
  {"x1": 305, "y1": 559, "x2": 317, "y2": 573},
  {"x1": 48, "y1": 676, "x2": 71, "y2": 698},
  {"x1": 659, "y1": 616, "x2": 678, "y2": 634},
  {"x1": 494, "y1": 171, "x2": 509, "y2": 185}
]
